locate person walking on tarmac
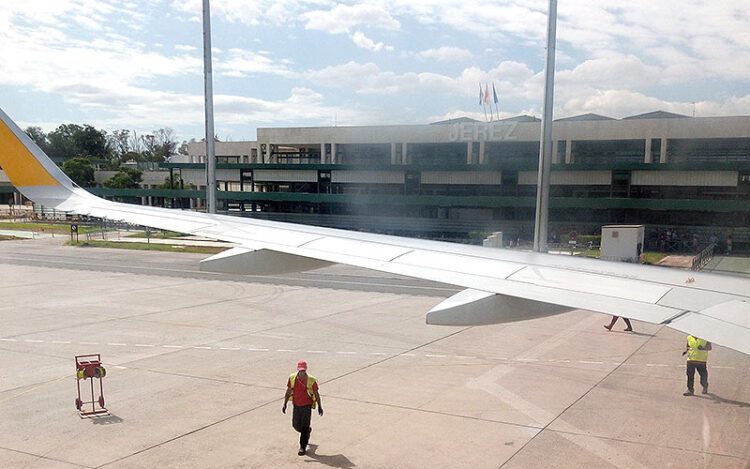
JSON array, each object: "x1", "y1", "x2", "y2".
[
  {"x1": 282, "y1": 360, "x2": 323, "y2": 456},
  {"x1": 604, "y1": 315, "x2": 633, "y2": 332},
  {"x1": 682, "y1": 335, "x2": 712, "y2": 396}
]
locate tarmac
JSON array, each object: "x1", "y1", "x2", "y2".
[{"x1": 0, "y1": 237, "x2": 747, "y2": 468}]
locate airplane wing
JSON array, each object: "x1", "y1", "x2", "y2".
[{"x1": 1, "y1": 108, "x2": 748, "y2": 355}]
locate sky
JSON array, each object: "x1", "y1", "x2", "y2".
[{"x1": 1, "y1": 0, "x2": 749, "y2": 142}]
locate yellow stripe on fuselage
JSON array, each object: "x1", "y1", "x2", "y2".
[{"x1": 0, "y1": 119, "x2": 60, "y2": 187}]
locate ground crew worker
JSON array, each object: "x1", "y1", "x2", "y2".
[
  {"x1": 282, "y1": 360, "x2": 323, "y2": 456},
  {"x1": 603, "y1": 315, "x2": 633, "y2": 332},
  {"x1": 682, "y1": 335, "x2": 711, "y2": 396}
]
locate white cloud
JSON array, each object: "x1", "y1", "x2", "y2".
[
  {"x1": 417, "y1": 46, "x2": 473, "y2": 62},
  {"x1": 3, "y1": 1, "x2": 750, "y2": 136},
  {"x1": 303, "y1": 3, "x2": 400, "y2": 34},
  {"x1": 350, "y1": 31, "x2": 391, "y2": 52},
  {"x1": 171, "y1": 0, "x2": 309, "y2": 26},
  {"x1": 217, "y1": 48, "x2": 296, "y2": 78}
]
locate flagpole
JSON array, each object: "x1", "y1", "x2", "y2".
[
  {"x1": 481, "y1": 83, "x2": 488, "y2": 122},
  {"x1": 493, "y1": 82, "x2": 500, "y2": 120}
]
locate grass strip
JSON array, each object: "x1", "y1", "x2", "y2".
[{"x1": 68, "y1": 240, "x2": 226, "y2": 255}]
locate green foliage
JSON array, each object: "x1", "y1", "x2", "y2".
[
  {"x1": 159, "y1": 175, "x2": 175, "y2": 189},
  {"x1": 61, "y1": 157, "x2": 95, "y2": 187},
  {"x1": 107, "y1": 127, "x2": 178, "y2": 165},
  {"x1": 47, "y1": 124, "x2": 110, "y2": 160},
  {"x1": 103, "y1": 167, "x2": 143, "y2": 188},
  {"x1": 641, "y1": 252, "x2": 667, "y2": 265},
  {"x1": 24, "y1": 126, "x2": 48, "y2": 151},
  {"x1": 69, "y1": 240, "x2": 226, "y2": 255}
]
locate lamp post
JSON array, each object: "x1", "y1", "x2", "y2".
[
  {"x1": 533, "y1": 0, "x2": 558, "y2": 252},
  {"x1": 203, "y1": 0, "x2": 217, "y2": 214}
]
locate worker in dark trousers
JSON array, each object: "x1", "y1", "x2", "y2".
[
  {"x1": 282, "y1": 360, "x2": 323, "y2": 456},
  {"x1": 682, "y1": 335, "x2": 711, "y2": 396},
  {"x1": 604, "y1": 315, "x2": 633, "y2": 332}
]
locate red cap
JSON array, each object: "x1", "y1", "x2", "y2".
[{"x1": 296, "y1": 360, "x2": 308, "y2": 371}]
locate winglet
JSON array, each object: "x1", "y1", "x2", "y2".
[{"x1": 0, "y1": 107, "x2": 78, "y2": 207}]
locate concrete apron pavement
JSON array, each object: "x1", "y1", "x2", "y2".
[{"x1": 0, "y1": 244, "x2": 747, "y2": 468}]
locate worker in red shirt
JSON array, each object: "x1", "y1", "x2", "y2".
[{"x1": 282, "y1": 360, "x2": 323, "y2": 456}]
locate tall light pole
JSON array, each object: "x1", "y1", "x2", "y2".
[
  {"x1": 533, "y1": 0, "x2": 558, "y2": 252},
  {"x1": 203, "y1": 0, "x2": 217, "y2": 214}
]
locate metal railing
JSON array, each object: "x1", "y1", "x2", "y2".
[{"x1": 690, "y1": 243, "x2": 716, "y2": 271}]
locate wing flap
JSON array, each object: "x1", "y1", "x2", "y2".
[
  {"x1": 666, "y1": 301, "x2": 750, "y2": 355},
  {"x1": 426, "y1": 288, "x2": 570, "y2": 326},
  {"x1": 200, "y1": 247, "x2": 332, "y2": 275}
]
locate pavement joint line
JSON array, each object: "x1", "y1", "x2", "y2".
[
  {"x1": 546, "y1": 427, "x2": 750, "y2": 462},
  {"x1": 0, "y1": 339, "x2": 707, "y2": 370},
  {"x1": 0, "y1": 444, "x2": 93, "y2": 469},
  {"x1": 500, "y1": 324, "x2": 669, "y2": 469},
  {"x1": 96, "y1": 394, "x2": 285, "y2": 468},
  {"x1": 4, "y1": 339, "x2": 740, "y2": 372},
  {"x1": 327, "y1": 394, "x2": 545, "y2": 432}
]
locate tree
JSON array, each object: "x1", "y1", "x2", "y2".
[
  {"x1": 24, "y1": 127, "x2": 48, "y2": 152},
  {"x1": 159, "y1": 175, "x2": 178, "y2": 189},
  {"x1": 141, "y1": 128, "x2": 177, "y2": 162},
  {"x1": 108, "y1": 129, "x2": 131, "y2": 158},
  {"x1": 61, "y1": 157, "x2": 95, "y2": 187},
  {"x1": 103, "y1": 167, "x2": 143, "y2": 189},
  {"x1": 79, "y1": 125, "x2": 109, "y2": 159},
  {"x1": 47, "y1": 124, "x2": 109, "y2": 160}
]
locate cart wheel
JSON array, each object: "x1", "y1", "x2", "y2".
[
  {"x1": 98, "y1": 396, "x2": 105, "y2": 408},
  {"x1": 75, "y1": 398, "x2": 82, "y2": 410}
]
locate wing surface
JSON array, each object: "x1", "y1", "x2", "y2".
[{"x1": 1, "y1": 108, "x2": 748, "y2": 354}]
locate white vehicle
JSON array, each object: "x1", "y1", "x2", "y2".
[{"x1": 1, "y1": 108, "x2": 748, "y2": 355}]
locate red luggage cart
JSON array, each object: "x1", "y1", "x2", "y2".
[{"x1": 75, "y1": 354, "x2": 108, "y2": 416}]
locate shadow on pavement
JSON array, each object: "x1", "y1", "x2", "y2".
[
  {"x1": 624, "y1": 331, "x2": 655, "y2": 337},
  {"x1": 305, "y1": 444, "x2": 355, "y2": 468},
  {"x1": 698, "y1": 393, "x2": 750, "y2": 408},
  {"x1": 90, "y1": 414, "x2": 124, "y2": 425},
  {"x1": 604, "y1": 329, "x2": 655, "y2": 337}
]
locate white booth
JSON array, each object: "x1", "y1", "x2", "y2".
[{"x1": 600, "y1": 225, "x2": 645, "y2": 263}]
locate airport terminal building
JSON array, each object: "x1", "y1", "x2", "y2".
[
  {"x1": 4, "y1": 110, "x2": 744, "y2": 247},
  {"x1": 136, "y1": 111, "x2": 748, "y2": 247}
]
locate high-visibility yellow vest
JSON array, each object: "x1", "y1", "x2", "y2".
[
  {"x1": 288, "y1": 372, "x2": 318, "y2": 408},
  {"x1": 687, "y1": 336, "x2": 709, "y2": 362}
]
